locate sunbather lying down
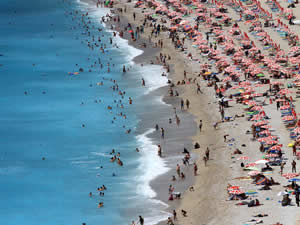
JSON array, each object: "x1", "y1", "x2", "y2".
[{"x1": 253, "y1": 214, "x2": 268, "y2": 217}]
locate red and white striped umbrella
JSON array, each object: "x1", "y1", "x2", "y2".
[
  {"x1": 265, "y1": 139, "x2": 278, "y2": 145},
  {"x1": 229, "y1": 189, "x2": 244, "y2": 195},
  {"x1": 280, "y1": 105, "x2": 290, "y2": 110},
  {"x1": 279, "y1": 89, "x2": 292, "y2": 95},
  {"x1": 245, "y1": 163, "x2": 257, "y2": 168},
  {"x1": 248, "y1": 171, "x2": 261, "y2": 176},
  {"x1": 259, "y1": 130, "x2": 271, "y2": 135},
  {"x1": 261, "y1": 125, "x2": 272, "y2": 129},
  {"x1": 282, "y1": 116, "x2": 295, "y2": 121},
  {"x1": 265, "y1": 154, "x2": 279, "y2": 158},
  {"x1": 237, "y1": 156, "x2": 249, "y2": 160},
  {"x1": 293, "y1": 127, "x2": 300, "y2": 134},
  {"x1": 282, "y1": 173, "x2": 299, "y2": 179},
  {"x1": 254, "y1": 120, "x2": 269, "y2": 126},
  {"x1": 251, "y1": 114, "x2": 264, "y2": 121},
  {"x1": 228, "y1": 185, "x2": 240, "y2": 190},
  {"x1": 269, "y1": 144, "x2": 282, "y2": 150},
  {"x1": 252, "y1": 106, "x2": 263, "y2": 111}
]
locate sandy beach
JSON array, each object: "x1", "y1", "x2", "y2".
[{"x1": 87, "y1": 0, "x2": 300, "y2": 224}]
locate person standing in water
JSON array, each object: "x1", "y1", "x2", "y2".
[
  {"x1": 138, "y1": 215, "x2": 144, "y2": 225},
  {"x1": 142, "y1": 78, "x2": 145, "y2": 86},
  {"x1": 161, "y1": 127, "x2": 165, "y2": 139},
  {"x1": 199, "y1": 120, "x2": 203, "y2": 132}
]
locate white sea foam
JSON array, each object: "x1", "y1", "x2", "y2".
[
  {"x1": 136, "y1": 129, "x2": 171, "y2": 224},
  {"x1": 90, "y1": 152, "x2": 110, "y2": 157},
  {"x1": 76, "y1": 0, "x2": 89, "y2": 6},
  {"x1": 138, "y1": 65, "x2": 168, "y2": 94},
  {"x1": 136, "y1": 129, "x2": 169, "y2": 197}
]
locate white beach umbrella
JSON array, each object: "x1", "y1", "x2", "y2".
[
  {"x1": 255, "y1": 159, "x2": 269, "y2": 164},
  {"x1": 277, "y1": 191, "x2": 289, "y2": 196},
  {"x1": 294, "y1": 20, "x2": 300, "y2": 25}
]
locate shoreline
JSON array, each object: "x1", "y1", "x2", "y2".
[
  {"x1": 108, "y1": 4, "x2": 200, "y2": 223},
  {"x1": 103, "y1": 1, "x2": 222, "y2": 224}
]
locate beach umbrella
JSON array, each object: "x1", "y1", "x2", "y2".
[
  {"x1": 265, "y1": 154, "x2": 279, "y2": 158},
  {"x1": 228, "y1": 186, "x2": 240, "y2": 190},
  {"x1": 252, "y1": 106, "x2": 263, "y2": 111},
  {"x1": 282, "y1": 116, "x2": 295, "y2": 121},
  {"x1": 279, "y1": 89, "x2": 292, "y2": 95},
  {"x1": 261, "y1": 125, "x2": 272, "y2": 129},
  {"x1": 259, "y1": 130, "x2": 271, "y2": 135},
  {"x1": 245, "y1": 191, "x2": 258, "y2": 195},
  {"x1": 245, "y1": 163, "x2": 257, "y2": 168},
  {"x1": 280, "y1": 105, "x2": 291, "y2": 110},
  {"x1": 248, "y1": 171, "x2": 261, "y2": 176},
  {"x1": 237, "y1": 156, "x2": 249, "y2": 161},
  {"x1": 255, "y1": 159, "x2": 269, "y2": 164},
  {"x1": 277, "y1": 191, "x2": 289, "y2": 196},
  {"x1": 293, "y1": 127, "x2": 300, "y2": 134},
  {"x1": 288, "y1": 178, "x2": 300, "y2": 182},
  {"x1": 229, "y1": 189, "x2": 244, "y2": 195},
  {"x1": 254, "y1": 120, "x2": 269, "y2": 126},
  {"x1": 282, "y1": 173, "x2": 300, "y2": 179},
  {"x1": 266, "y1": 139, "x2": 278, "y2": 145},
  {"x1": 245, "y1": 166, "x2": 260, "y2": 171},
  {"x1": 251, "y1": 114, "x2": 264, "y2": 121}
]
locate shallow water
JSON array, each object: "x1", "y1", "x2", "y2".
[{"x1": 0, "y1": 0, "x2": 169, "y2": 224}]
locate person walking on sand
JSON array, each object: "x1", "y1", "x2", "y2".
[
  {"x1": 173, "y1": 210, "x2": 177, "y2": 221},
  {"x1": 203, "y1": 156, "x2": 207, "y2": 167},
  {"x1": 199, "y1": 120, "x2": 203, "y2": 132},
  {"x1": 295, "y1": 191, "x2": 300, "y2": 207},
  {"x1": 180, "y1": 99, "x2": 184, "y2": 110},
  {"x1": 220, "y1": 108, "x2": 225, "y2": 120},
  {"x1": 176, "y1": 115, "x2": 180, "y2": 126},
  {"x1": 280, "y1": 162, "x2": 285, "y2": 175},
  {"x1": 186, "y1": 99, "x2": 190, "y2": 109},
  {"x1": 169, "y1": 184, "x2": 174, "y2": 194},
  {"x1": 293, "y1": 144, "x2": 297, "y2": 156},
  {"x1": 292, "y1": 160, "x2": 297, "y2": 173},
  {"x1": 205, "y1": 147, "x2": 210, "y2": 160},
  {"x1": 213, "y1": 122, "x2": 218, "y2": 129},
  {"x1": 193, "y1": 163, "x2": 198, "y2": 176},
  {"x1": 176, "y1": 164, "x2": 181, "y2": 177}
]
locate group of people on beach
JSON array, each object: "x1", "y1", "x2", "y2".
[{"x1": 75, "y1": 0, "x2": 300, "y2": 223}]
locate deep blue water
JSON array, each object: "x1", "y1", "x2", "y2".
[{"x1": 0, "y1": 0, "x2": 169, "y2": 225}]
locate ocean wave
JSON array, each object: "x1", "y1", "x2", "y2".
[
  {"x1": 136, "y1": 129, "x2": 171, "y2": 224},
  {"x1": 138, "y1": 64, "x2": 168, "y2": 94},
  {"x1": 136, "y1": 128, "x2": 170, "y2": 197}
]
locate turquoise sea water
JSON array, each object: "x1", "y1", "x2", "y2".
[{"x1": 0, "y1": 0, "x2": 169, "y2": 224}]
